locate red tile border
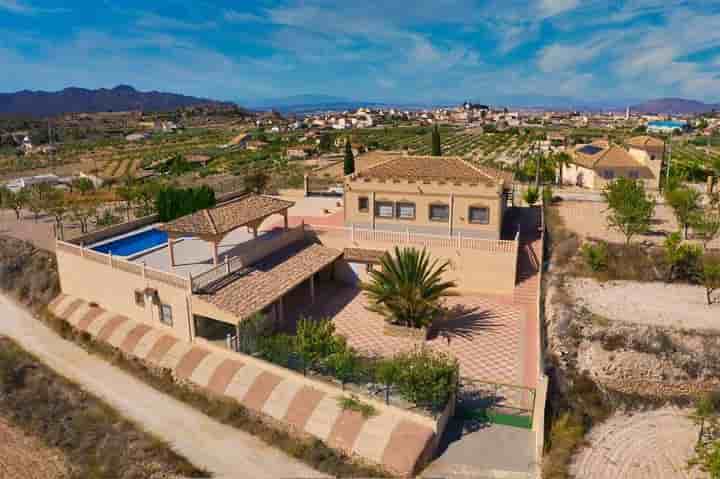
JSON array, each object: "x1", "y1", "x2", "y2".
[
  {"x1": 119, "y1": 324, "x2": 152, "y2": 354},
  {"x1": 145, "y1": 335, "x2": 179, "y2": 364},
  {"x1": 242, "y1": 371, "x2": 282, "y2": 412},
  {"x1": 284, "y1": 386, "x2": 325, "y2": 431},
  {"x1": 175, "y1": 347, "x2": 211, "y2": 381},
  {"x1": 60, "y1": 298, "x2": 84, "y2": 320},
  {"x1": 76, "y1": 306, "x2": 105, "y2": 332},
  {"x1": 206, "y1": 358, "x2": 244, "y2": 396},
  {"x1": 327, "y1": 408, "x2": 367, "y2": 454},
  {"x1": 381, "y1": 419, "x2": 435, "y2": 476},
  {"x1": 96, "y1": 316, "x2": 129, "y2": 342}
]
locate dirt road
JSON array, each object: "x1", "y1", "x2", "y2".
[{"x1": 0, "y1": 295, "x2": 325, "y2": 479}]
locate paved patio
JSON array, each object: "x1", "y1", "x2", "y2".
[{"x1": 289, "y1": 282, "x2": 528, "y2": 388}]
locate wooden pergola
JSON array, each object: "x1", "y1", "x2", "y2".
[{"x1": 158, "y1": 193, "x2": 295, "y2": 267}]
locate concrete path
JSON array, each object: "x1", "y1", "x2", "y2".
[
  {"x1": 423, "y1": 420, "x2": 535, "y2": 479},
  {"x1": 0, "y1": 295, "x2": 326, "y2": 479}
]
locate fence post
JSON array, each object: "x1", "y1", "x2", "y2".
[
  {"x1": 142, "y1": 261, "x2": 146, "y2": 279},
  {"x1": 80, "y1": 242, "x2": 85, "y2": 258},
  {"x1": 225, "y1": 255, "x2": 230, "y2": 274},
  {"x1": 351, "y1": 223, "x2": 355, "y2": 242},
  {"x1": 406, "y1": 227, "x2": 410, "y2": 244},
  {"x1": 226, "y1": 334, "x2": 231, "y2": 350},
  {"x1": 108, "y1": 251, "x2": 113, "y2": 267}
]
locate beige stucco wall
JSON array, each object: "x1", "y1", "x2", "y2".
[
  {"x1": 344, "y1": 177, "x2": 505, "y2": 239},
  {"x1": 57, "y1": 246, "x2": 193, "y2": 340},
  {"x1": 628, "y1": 147, "x2": 662, "y2": 189},
  {"x1": 562, "y1": 163, "x2": 596, "y2": 189},
  {"x1": 313, "y1": 229, "x2": 518, "y2": 296}
]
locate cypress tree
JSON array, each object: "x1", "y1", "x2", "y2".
[
  {"x1": 431, "y1": 124, "x2": 442, "y2": 156},
  {"x1": 344, "y1": 139, "x2": 355, "y2": 175}
]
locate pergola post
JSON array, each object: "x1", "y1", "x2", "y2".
[
  {"x1": 283, "y1": 210, "x2": 289, "y2": 230},
  {"x1": 277, "y1": 297, "x2": 285, "y2": 323},
  {"x1": 168, "y1": 238, "x2": 175, "y2": 267},
  {"x1": 253, "y1": 227, "x2": 258, "y2": 238},
  {"x1": 212, "y1": 241, "x2": 219, "y2": 266},
  {"x1": 310, "y1": 274, "x2": 315, "y2": 305}
]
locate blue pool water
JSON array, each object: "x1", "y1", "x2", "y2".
[{"x1": 92, "y1": 228, "x2": 168, "y2": 256}]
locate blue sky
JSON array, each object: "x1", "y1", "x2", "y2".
[{"x1": 1, "y1": 0, "x2": 719, "y2": 105}]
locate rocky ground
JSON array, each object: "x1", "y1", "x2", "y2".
[
  {"x1": 570, "y1": 407, "x2": 705, "y2": 479},
  {"x1": 570, "y1": 278, "x2": 720, "y2": 331},
  {"x1": 0, "y1": 417, "x2": 69, "y2": 479}
]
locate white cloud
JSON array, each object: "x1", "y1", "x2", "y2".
[
  {"x1": 136, "y1": 13, "x2": 216, "y2": 31},
  {"x1": 223, "y1": 10, "x2": 264, "y2": 23},
  {"x1": 539, "y1": 0, "x2": 579, "y2": 17}
]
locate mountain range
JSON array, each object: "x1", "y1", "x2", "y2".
[
  {"x1": 629, "y1": 98, "x2": 720, "y2": 115},
  {"x1": 0, "y1": 85, "x2": 232, "y2": 117}
]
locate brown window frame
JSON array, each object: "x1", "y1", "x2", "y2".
[
  {"x1": 159, "y1": 303, "x2": 173, "y2": 326},
  {"x1": 396, "y1": 202, "x2": 416, "y2": 220},
  {"x1": 429, "y1": 203, "x2": 450, "y2": 222},
  {"x1": 374, "y1": 201, "x2": 395, "y2": 218},
  {"x1": 358, "y1": 196, "x2": 369, "y2": 213},
  {"x1": 468, "y1": 205, "x2": 490, "y2": 225},
  {"x1": 134, "y1": 290, "x2": 145, "y2": 307}
]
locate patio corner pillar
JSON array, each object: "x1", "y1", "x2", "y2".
[
  {"x1": 310, "y1": 274, "x2": 316, "y2": 305},
  {"x1": 168, "y1": 238, "x2": 176, "y2": 267},
  {"x1": 212, "y1": 241, "x2": 219, "y2": 266}
]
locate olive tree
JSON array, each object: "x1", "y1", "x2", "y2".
[{"x1": 603, "y1": 178, "x2": 656, "y2": 245}]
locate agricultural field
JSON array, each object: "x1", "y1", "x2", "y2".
[
  {"x1": 352, "y1": 126, "x2": 533, "y2": 163},
  {"x1": 669, "y1": 141, "x2": 720, "y2": 181},
  {"x1": 0, "y1": 416, "x2": 68, "y2": 479}
]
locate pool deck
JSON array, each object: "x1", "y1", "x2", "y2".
[{"x1": 129, "y1": 226, "x2": 284, "y2": 279}]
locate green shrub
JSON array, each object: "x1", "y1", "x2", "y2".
[
  {"x1": 325, "y1": 340, "x2": 361, "y2": 388},
  {"x1": 524, "y1": 186, "x2": 540, "y2": 205},
  {"x1": 295, "y1": 318, "x2": 343, "y2": 371},
  {"x1": 392, "y1": 347, "x2": 457, "y2": 410},
  {"x1": 664, "y1": 232, "x2": 702, "y2": 282},
  {"x1": 257, "y1": 334, "x2": 296, "y2": 367},
  {"x1": 337, "y1": 395, "x2": 377, "y2": 418},
  {"x1": 581, "y1": 242, "x2": 608, "y2": 272}
]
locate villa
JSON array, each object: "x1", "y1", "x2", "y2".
[
  {"x1": 52, "y1": 157, "x2": 545, "y2": 474},
  {"x1": 562, "y1": 136, "x2": 665, "y2": 190}
]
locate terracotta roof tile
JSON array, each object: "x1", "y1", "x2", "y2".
[
  {"x1": 355, "y1": 155, "x2": 507, "y2": 185},
  {"x1": 160, "y1": 194, "x2": 294, "y2": 237},
  {"x1": 343, "y1": 248, "x2": 386, "y2": 263},
  {"x1": 196, "y1": 242, "x2": 342, "y2": 321}
]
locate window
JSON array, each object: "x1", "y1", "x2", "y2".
[
  {"x1": 628, "y1": 170, "x2": 639, "y2": 179},
  {"x1": 396, "y1": 202, "x2": 416, "y2": 220},
  {"x1": 375, "y1": 201, "x2": 394, "y2": 218},
  {"x1": 468, "y1": 206, "x2": 490, "y2": 224},
  {"x1": 601, "y1": 170, "x2": 615, "y2": 180},
  {"x1": 134, "y1": 290, "x2": 145, "y2": 307},
  {"x1": 429, "y1": 204, "x2": 450, "y2": 222},
  {"x1": 159, "y1": 304, "x2": 173, "y2": 326},
  {"x1": 358, "y1": 197, "x2": 369, "y2": 212}
]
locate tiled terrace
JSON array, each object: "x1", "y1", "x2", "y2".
[{"x1": 287, "y1": 282, "x2": 528, "y2": 388}]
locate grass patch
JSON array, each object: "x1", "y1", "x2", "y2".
[
  {"x1": 338, "y1": 395, "x2": 378, "y2": 419},
  {"x1": 0, "y1": 336, "x2": 209, "y2": 479}
]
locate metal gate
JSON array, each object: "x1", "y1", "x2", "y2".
[{"x1": 457, "y1": 378, "x2": 536, "y2": 429}]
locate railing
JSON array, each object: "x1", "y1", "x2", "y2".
[
  {"x1": 307, "y1": 224, "x2": 518, "y2": 253},
  {"x1": 56, "y1": 240, "x2": 190, "y2": 290},
  {"x1": 459, "y1": 377, "x2": 536, "y2": 429},
  {"x1": 190, "y1": 225, "x2": 307, "y2": 292}
]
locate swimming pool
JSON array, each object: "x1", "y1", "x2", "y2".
[{"x1": 92, "y1": 228, "x2": 169, "y2": 257}]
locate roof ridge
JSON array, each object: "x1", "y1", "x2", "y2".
[{"x1": 203, "y1": 209, "x2": 218, "y2": 236}]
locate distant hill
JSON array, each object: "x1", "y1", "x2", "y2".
[
  {"x1": 630, "y1": 98, "x2": 720, "y2": 115},
  {"x1": 246, "y1": 94, "x2": 391, "y2": 114},
  {"x1": 0, "y1": 85, "x2": 234, "y2": 117}
]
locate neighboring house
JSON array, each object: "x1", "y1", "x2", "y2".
[
  {"x1": 246, "y1": 140, "x2": 269, "y2": 151},
  {"x1": 4, "y1": 173, "x2": 60, "y2": 193},
  {"x1": 285, "y1": 146, "x2": 315, "y2": 160},
  {"x1": 562, "y1": 138, "x2": 662, "y2": 190},
  {"x1": 343, "y1": 155, "x2": 513, "y2": 240}
]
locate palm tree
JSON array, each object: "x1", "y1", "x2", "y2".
[{"x1": 361, "y1": 247, "x2": 456, "y2": 329}]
